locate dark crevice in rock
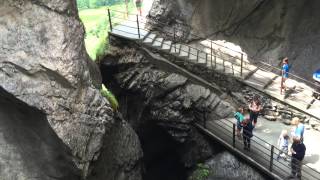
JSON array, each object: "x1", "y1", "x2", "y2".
[{"x1": 139, "y1": 122, "x2": 188, "y2": 180}]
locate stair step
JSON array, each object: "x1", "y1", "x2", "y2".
[
  {"x1": 170, "y1": 43, "x2": 181, "y2": 54},
  {"x1": 152, "y1": 37, "x2": 164, "y2": 48},
  {"x1": 162, "y1": 41, "x2": 172, "y2": 51},
  {"x1": 179, "y1": 45, "x2": 189, "y2": 57},
  {"x1": 224, "y1": 61, "x2": 234, "y2": 74},
  {"x1": 143, "y1": 33, "x2": 157, "y2": 44},
  {"x1": 142, "y1": 31, "x2": 152, "y2": 41},
  {"x1": 198, "y1": 52, "x2": 207, "y2": 65},
  {"x1": 189, "y1": 48, "x2": 198, "y2": 60}
]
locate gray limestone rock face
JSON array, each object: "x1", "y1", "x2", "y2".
[
  {"x1": 148, "y1": 0, "x2": 320, "y2": 80},
  {"x1": 189, "y1": 151, "x2": 267, "y2": 180},
  {"x1": 0, "y1": 0, "x2": 114, "y2": 178},
  {"x1": 101, "y1": 47, "x2": 235, "y2": 168},
  {"x1": 108, "y1": 49, "x2": 235, "y2": 143},
  {"x1": 0, "y1": 87, "x2": 81, "y2": 180},
  {"x1": 88, "y1": 114, "x2": 143, "y2": 180}
]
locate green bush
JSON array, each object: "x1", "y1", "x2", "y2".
[
  {"x1": 189, "y1": 163, "x2": 211, "y2": 180},
  {"x1": 101, "y1": 84, "x2": 119, "y2": 111}
]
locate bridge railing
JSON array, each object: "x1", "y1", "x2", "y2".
[
  {"x1": 107, "y1": 9, "x2": 320, "y2": 110},
  {"x1": 107, "y1": 9, "x2": 256, "y2": 76},
  {"x1": 106, "y1": 9, "x2": 320, "y2": 179},
  {"x1": 197, "y1": 118, "x2": 320, "y2": 180},
  {"x1": 107, "y1": 9, "x2": 320, "y2": 87}
]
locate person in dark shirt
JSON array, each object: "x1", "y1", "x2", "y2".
[
  {"x1": 242, "y1": 118, "x2": 254, "y2": 151},
  {"x1": 289, "y1": 136, "x2": 306, "y2": 180}
]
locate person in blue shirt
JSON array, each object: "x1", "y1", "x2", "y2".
[
  {"x1": 291, "y1": 117, "x2": 305, "y2": 142},
  {"x1": 234, "y1": 107, "x2": 248, "y2": 139},
  {"x1": 281, "y1": 57, "x2": 289, "y2": 94}
]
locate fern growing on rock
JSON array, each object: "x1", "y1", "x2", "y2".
[{"x1": 101, "y1": 84, "x2": 119, "y2": 111}]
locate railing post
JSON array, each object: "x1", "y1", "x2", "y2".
[
  {"x1": 206, "y1": 53, "x2": 208, "y2": 64},
  {"x1": 173, "y1": 27, "x2": 176, "y2": 53},
  {"x1": 232, "y1": 123, "x2": 236, "y2": 148},
  {"x1": 107, "y1": 9, "x2": 113, "y2": 31},
  {"x1": 196, "y1": 50, "x2": 199, "y2": 62},
  {"x1": 211, "y1": 41, "x2": 213, "y2": 67},
  {"x1": 214, "y1": 50, "x2": 217, "y2": 67},
  {"x1": 269, "y1": 145, "x2": 274, "y2": 172},
  {"x1": 240, "y1": 53, "x2": 244, "y2": 77},
  {"x1": 136, "y1": 15, "x2": 140, "y2": 39}
]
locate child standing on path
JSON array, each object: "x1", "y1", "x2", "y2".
[
  {"x1": 281, "y1": 57, "x2": 289, "y2": 94},
  {"x1": 277, "y1": 129, "x2": 289, "y2": 161}
]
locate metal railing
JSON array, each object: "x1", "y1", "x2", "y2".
[
  {"x1": 106, "y1": 9, "x2": 320, "y2": 179},
  {"x1": 107, "y1": 9, "x2": 253, "y2": 76},
  {"x1": 106, "y1": 9, "x2": 320, "y2": 113},
  {"x1": 197, "y1": 118, "x2": 320, "y2": 180}
]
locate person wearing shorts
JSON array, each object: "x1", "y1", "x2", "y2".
[
  {"x1": 281, "y1": 57, "x2": 289, "y2": 94},
  {"x1": 135, "y1": 0, "x2": 143, "y2": 16}
]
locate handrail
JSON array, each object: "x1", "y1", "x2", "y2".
[
  {"x1": 110, "y1": 9, "x2": 320, "y2": 91},
  {"x1": 107, "y1": 10, "x2": 320, "y2": 179},
  {"x1": 198, "y1": 118, "x2": 320, "y2": 180},
  {"x1": 108, "y1": 10, "x2": 320, "y2": 110}
]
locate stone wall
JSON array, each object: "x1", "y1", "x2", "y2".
[{"x1": 148, "y1": 0, "x2": 320, "y2": 80}]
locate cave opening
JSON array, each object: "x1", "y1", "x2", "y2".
[{"x1": 138, "y1": 122, "x2": 188, "y2": 180}]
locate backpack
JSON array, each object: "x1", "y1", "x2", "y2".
[{"x1": 234, "y1": 112, "x2": 242, "y2": 121}]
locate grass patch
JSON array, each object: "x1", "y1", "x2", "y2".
[{"x1": 79, "y1": 2, "x2": 136, "y2": 60}]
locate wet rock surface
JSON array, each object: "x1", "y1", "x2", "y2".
[{"x1": 148, "y1": 0, "x2": 320, "y2": 80}]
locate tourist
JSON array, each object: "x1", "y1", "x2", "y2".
[
  {"x1": 276, "y1": 129, "x2": 289, "y2": 161},
  {"x1": 234, "y1": 107, "x2": 247, "y2": 139},
  {"x1": 125, "y1": 0, "x2": 129, "y2": 18},
  {"x1": 291, "y1": 117, "x2": 305, "y2": 142},
  {"x1": 289, "y1": 136, "x2": 306, "y2": 180},
  {"x1": 281, "y1": 57, "x2": 290, "y2": 94},
  {"x1": 242, "y1": 118, "x2": 254, "y2": 151},
  {"x1": 249, "y1": 95, "x2": 262, "y2": 127},
  {"x1": 135, "y1": 0, "x2": 143, "y2": 16}
]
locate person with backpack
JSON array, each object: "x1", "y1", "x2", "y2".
[
  {"x1": 234, "y1": 107, "x2": 247, "y2": 139},
  {"x1": 281, "y1": 57, "x2": 290, "y2": 94}
]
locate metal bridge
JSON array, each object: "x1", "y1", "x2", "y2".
[{"x1": 106, "y1": 9, "x2": 320, "y2": 180}]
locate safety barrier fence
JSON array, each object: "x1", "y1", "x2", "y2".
[
  {"x1": 107, "y1": 10, "x2": 320, "y2": 111},
  {"x1": 106, "y1": 9, "x2": 320, "y2": 179},
  {"x1": 197, "y1": 118, "x2": 320, "y2": 180}
]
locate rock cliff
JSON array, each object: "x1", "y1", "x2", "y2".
[
  {"x1": 148, "y1": 0, "x2": 320, "y2": 80},
  {"x1": 0, "y1": 0, "x2": 143, "y2": 179},
  {"x1": 0, "y1": 87, "x2": 81, "y2": 180},
  {"x1": 100, "y1": 39, "x2": 266, "y2": 179}
]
